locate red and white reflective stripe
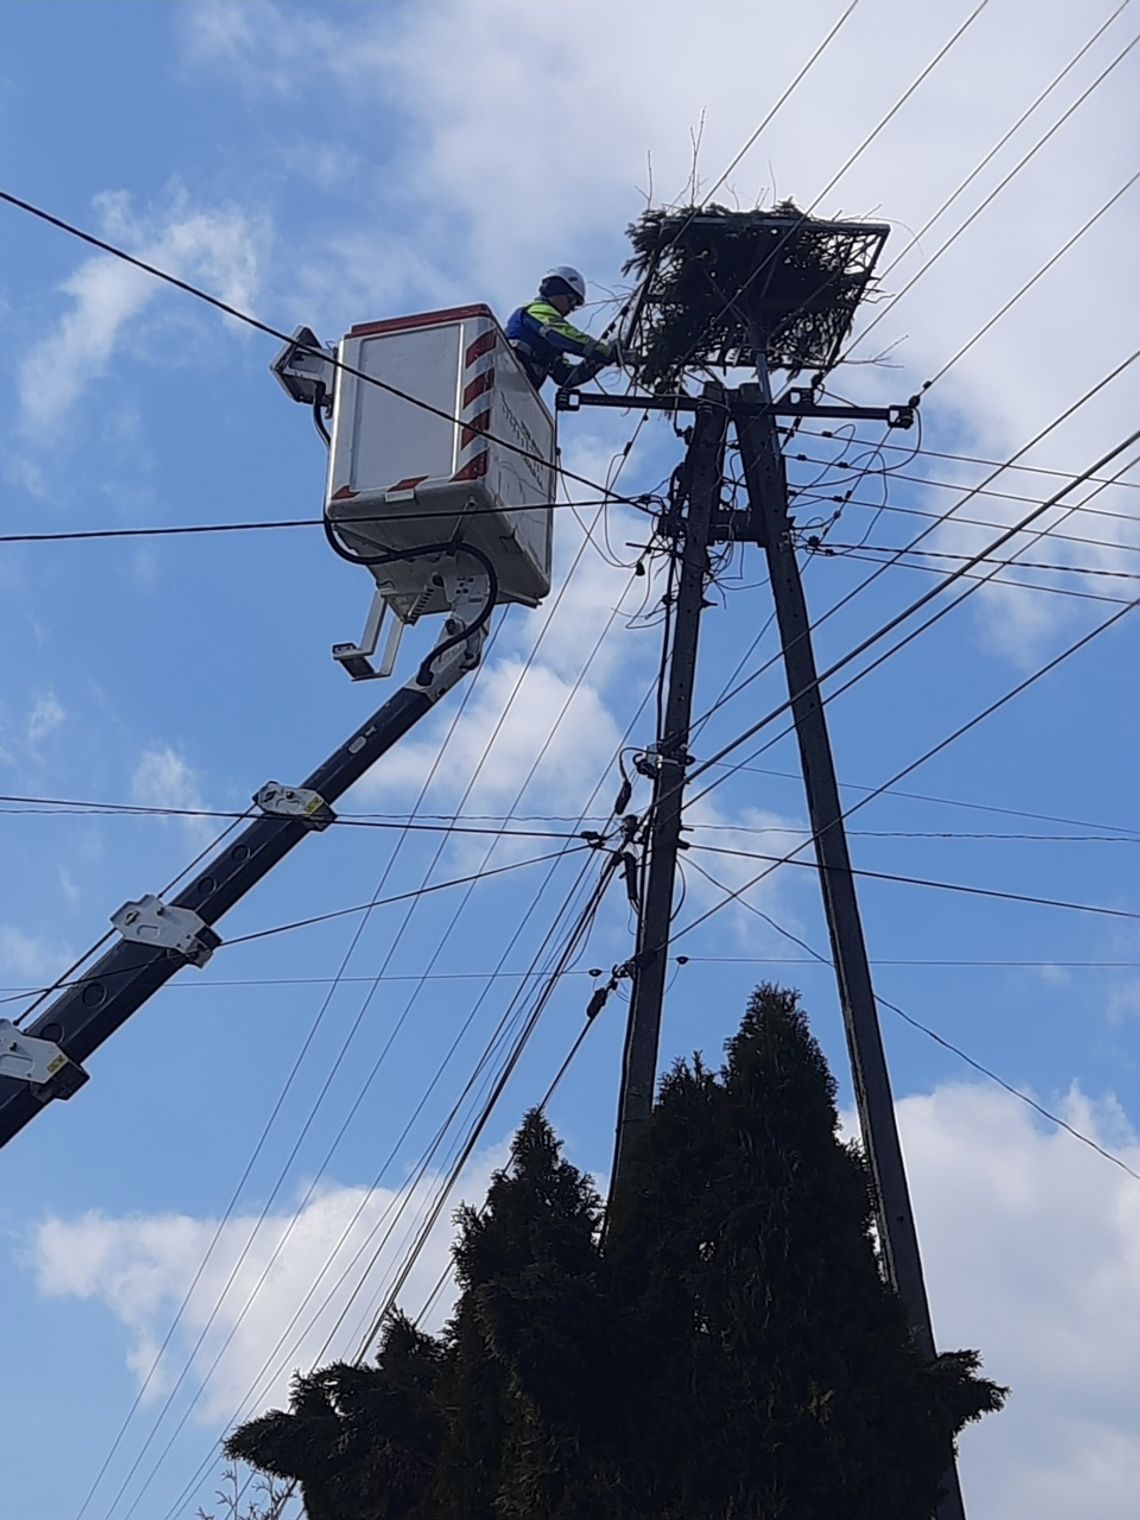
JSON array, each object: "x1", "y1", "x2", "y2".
[{"x1": 454, "y1": 313, "x2": 496, "y2": 483}]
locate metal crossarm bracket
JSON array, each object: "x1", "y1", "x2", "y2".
[
  {"x1": 0, "y1": 1019, "x2": 87, "y2": 1098},
  {"x1": 111, "y1": 895, "x2": 219, "y2": 967},
  {"x1": 556, "y1": 388, "x2": 913, "y2": 427},
  {"x1": 254, "y1": 781, "x2": 336, "y2": 831}
]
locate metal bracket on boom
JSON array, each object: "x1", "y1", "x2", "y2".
[
  {"x1": 254, "y1": 782, "x2": 336, "y2": 831},
  {"x1": 333, "y1": 591, "x2": 408, "y2": 681},
  {"x1": 270, "y1": 325, "x2": 336, "y2": 410},
  {"x1": 110, "y1": 895, "x2": 219, "y2": 967},
  {"x1": 0, "y1": 1019, "x2": 87, "y2": 1100},
  {"x1": 335, "y1": 560, "x2": 491, "y2": 688}
]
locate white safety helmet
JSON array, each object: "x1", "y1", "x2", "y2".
[{"x1": 540, "y1": 264, "x2": 587, "y2": 308}]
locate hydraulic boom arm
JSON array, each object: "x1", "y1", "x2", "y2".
[{"x1": 0, "y1": 564, "x2": 490, "y2": 1150}]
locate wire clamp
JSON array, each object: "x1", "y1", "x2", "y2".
[
  {"x1": 111, "y1": 895, "x2": 219, "y2": 967},
  {"x1": 254, "y1": 782, "x2": 336, "y2": 831},
  {"x1": 0, "y1": 1019, "x2": 87, "y2": 1098}
]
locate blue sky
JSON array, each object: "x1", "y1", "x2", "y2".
[{"x1": 1, "y1": 3, "x2": 1139, "y2": 1517}]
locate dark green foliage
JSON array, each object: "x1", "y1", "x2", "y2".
[
  {"x1": 225, "y1": 1313, "x2": 445, "y2": 1520},
  {"x1": 607, "y1": 985, "x2": 1006, "y2": 1517},
  {"x1": 622, "y1": 203, "x2": 888, "y2": 393},
  {"x1": 229, "y1": 987, "x2": 1005, "y2": 1519}
]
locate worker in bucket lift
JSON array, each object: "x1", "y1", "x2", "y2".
[{"x1": 506, "y1": 266, "x2": 621, "y2": 393}]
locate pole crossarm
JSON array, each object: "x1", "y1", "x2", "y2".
[{"x1": 556, "y1": 388, "x2": 914, "y2": 428}]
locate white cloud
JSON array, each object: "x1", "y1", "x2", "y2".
[
  {"x1": 26, "y1": 692, "x2": 66, "y2": 745},
  {"x1": 25, "y1": 1083, "x2": 1140, "y2": 1517},
  {"x1": 889, "y1": 1082, "x2": 1140, "y2": 1518},
  {"x1": 0, "y1": 924, "x2": 72, "y2": 983},
  {"x1": 28, "y1": 1148, "x2": 502, "y2": 1428},
  {"x1": 18, "y1": 187, "x2": 267, "y2": 434},
  {"x1": 131, "y1": 744, "x2": 213, "y2": 845},
  {"x1": 185, "y1": 0, "x2": 1139, "y2": 661}
]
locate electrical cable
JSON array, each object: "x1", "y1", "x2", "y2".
[
  {"x1": 788, "y1": 448, "x2": 1140, "y2": 527},
  {"x1": 660, "y1": 1, "x2": 993, "y2": 375},
  {"x1": 159, "y1": 837, "x2": 628, "y2": 1520},
  {"x1": 672, "y1": 587, "x2": 1140, "y2": 946},
  {"x1": 120, "y1": 494, "x2": 657, "y2": 1518},
  {"x1": 0, "y1": 495, "x2": 660, "y2": 546},
  {"x1": 707, "y1": 759, "x2": 1140, "y2": 839},
  {"x1": 687, "y1": 445, "x2": 1138, "y2": 799},
  {"x1": 686, "y1": 397, "x2": 1140, "y2": 785},
  {"x1": 73, "y1": 605, "x2": 514, "y2": 1520},
  {"x1": 683, "y1": 855, "x2": 1140, "y2": 1183},
  {"x1": 803, "y1": 516, "x2": 1140, "y2": 609},
  {"x1": 874, "y1": 0, "x2": 1133, "y2": 283},
  {"x1": 0, "y1": 190, "x2": 643, "y2": 509},
  {"x1": 842, "y1": 32, "x2": 1140, "y2": 362},
  {"x1": 789, "y1": 426, "x2": 1140, "y2": 490},
  {"x1": 667, "y1": 356, "x2": 1139, "y2": 764},
  {"x1": 687, "y1": 840, "x2": 1140, "y2": 923},
  {"x1": 0, "y1": 793, "x2": 592, "y2": 838},
  {"x1": 152, "y1": 595, "x2": 664, "y2": 1519}
]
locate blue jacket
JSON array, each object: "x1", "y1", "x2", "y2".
[{"x1": 506, "y1": 299, "x2": 614, "y2": 390}]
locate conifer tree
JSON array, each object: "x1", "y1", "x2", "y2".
[
  {"x1": 229, "y1": 986, "x2": 1006, "y2": 1519},
  {"x1": 606, "y1": 983, "x2": 1006, "y2": 1517}
]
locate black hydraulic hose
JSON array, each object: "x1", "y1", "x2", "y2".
[{"x1": 415, "y1": 543, "x2": 499, "y2": 687}]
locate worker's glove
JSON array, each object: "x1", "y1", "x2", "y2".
[
  {"x1": 592, "y1": 339, "x2": 619, "y2": 366},
  {"x1": 611, "y1": 338, "x2": 638, "y2": 369}
]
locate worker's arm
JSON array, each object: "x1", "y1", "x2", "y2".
[{"x1": 521, "y1": 301, "x2": 614, "y2": 363}]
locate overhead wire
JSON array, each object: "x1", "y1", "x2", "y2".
[
  {"x1": 871, "y1": 0, "x2": 1133, "y2": 282},
  {"x1": 684, "y1": 387, "x2": 1140, "y2": 787},
  {"x1": 661, "y1": 0, "x2": 994, "y2": 375},
  {"x1": 683, "y1": 855, "x2": 1140, "y2": 1183},
  {"x1": 0, "y1": 192, "x2": 647, "y2": 510},
  {"x1": 128, "y1": 456, "x2": 658, "y2": 1518},
  {"x1": 101, "y1": 578, "x2": 635, "y2": 1517},
  {"x1": 155, "y1": 670, "x2": 658, "y2": 1520},
  {"x1": 73, "y1": 622, "x2": 508, "y2": 1520},
  {"x1": 687, "y1": 840, "x2": 1140, "y2": 923},
  {"x1": 708, "y1": 759, "x2": 1140, "y2": 839},
  {"x1": 671, "y1": 582, "x2": 1140, "y2": 946},
  {"x1": 841, "y1": 30, "x2": 1140, "y2": 363}
]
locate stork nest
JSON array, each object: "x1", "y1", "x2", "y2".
[{"x1": 622, "y1": 202, "x2": 889, "y2": 394}]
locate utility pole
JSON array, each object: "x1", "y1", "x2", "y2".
[
  {"x1": 733, "y1": 354, "x2": 967, "y2": 1520},
  {"x1": 565, "y1": 204, "x2": 966, "y2": 1515},
  {"x1": 610, "y1": 385, "x2": 728, "y2": 1185}
]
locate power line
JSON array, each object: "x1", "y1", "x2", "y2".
[
  {"x1": 688, "y1": 841, "x2": 1140, "y2": 923},
  {"x1": 122, "y1": 524, "x2": 656, "y2": 1518},
  {"x1": 673, "y1": 585, "x2": 1140, "y2": 945},
  {"x1": 680, "y1": 956, "x2": 1140, "y2": 969},
  {"x1": 873, "y1": 1, "x2": 1133, "y2": 282},
  {"x1": 679, "y1": 0, "x2": 993, "y2": 366},
  {"x1": 71, "y1": 631, "x2": 504, "y2": 1520},
  {"x1": 673, "y1": 357, "x2": 1138, "y2": 762},
  {"x1": 789, "y1": 425, "x2": 1140, "y2": 490},
  {"x1": 843, "y1": 29, "x2": 1140, "y2": 361},
  {"x1": 0, "y1": 192, "x2": 638, "y2": 508},
  {"x1": 0, "y1": 495, "x2": 657, "y2": 547},
  {"x1": 708, "y1": 760, "x2": 1140, "y2": 839},
  {"x1": 90, "y1": 507, "x2": 645, "y2": 1519},
  {"x1": 0, "y1": 792, "x2": 588, "y2": 841},
  {"x1": 683, "y1": 856, "x2": 1140, "y2": 1183},
  {"x1": 788, "y1": 450, "x2": 1140, "y2": 527},
  {"x1": 793, "y1": 485, "x2": 1140, "y2": 559},
  {"x1": 688, "y1": 400, "x2": 1140, "y2": 786}
]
